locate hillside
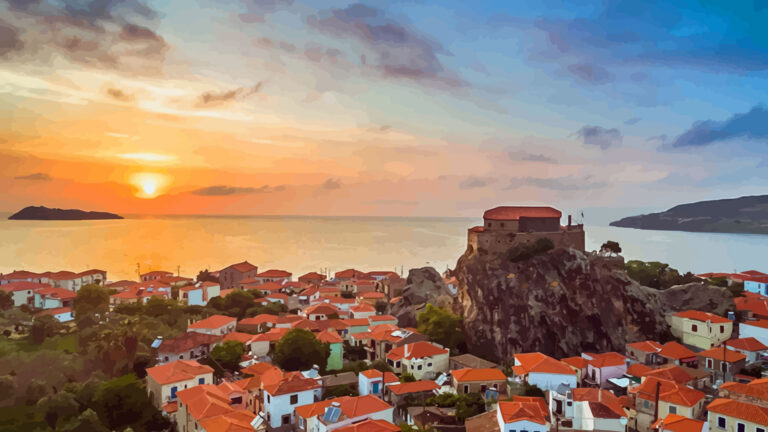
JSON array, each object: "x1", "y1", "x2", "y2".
[
  {"x1": 610, "y1": 195, "x2": 768, "y2": 234},
  {"x1": 8, "y1": 206, "x2": 123, "y2": 220}
]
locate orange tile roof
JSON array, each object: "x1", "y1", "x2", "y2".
[
  {"x1": 369, "y1": 315, "x2": 397, "y2": 322},
  {"x1": 344, "y1": 318, "x2": 370, "y2": 326},
  {"x1": 335, "y1": 269, "x2": 367, "y2": 279},
  {"x1": 586, "y1": 352, "x2": 627, "y2": 368},
  {"x1": 514, "y1": 352, "x2": 577, "y2": 376},
  {"x1": 707, "y1": 398, "x2": 768, "y2": 425},
  {"x1": 299, "y1": 272, "x2": 326, "y2": 282},
  {"x1": 728, "y1": 337, "x2": 768, "y2": 352},
  {"x1": 0, "y1": 281, "x2": 50, "y2": 293},
  {"x1": 658, "y1": 342, "x2": 698, "y2": 360},
  {"x1": 188, "y1": 314, "x2": 236, "y2": 330},
  {"x1": 35, "y1": 306, "x2": 73, "y2": 318},
  {"x1": 37, "y1": 286, "x2": 77, "y2": 300},
  {"x1": 239, "y1": 314, "x2": 278, "y2": 326},
  {"x1": 452, "y1": 368, "x2": 507, "y2": 383},
  {"x1": 223, "y1": 332, "x2": 256, "y2": 344},
  {"x1": 358, "y1": 292, "x2": 386, "y2": 299},
  {"x1": 316, "y1": 329, "x2": 343, "y2": 344},
  {"x1": 251, "y1": 327, "x2": 290, "y2": 342},
  {"x1": 146, "y1": 360, "x2": 213, "y2": 385},
  {"x1": 626, "y1": 363, "x2": 653, "y2": 377},
  {"x1": 697, "y1": 347, "x2": 747, "y2": 363},
  {"x1": 386, "y1": 341, "x2": 448, "y2": 361},
  {"x1": 634, "y1": 377, "x2": 705, "y2": 407},
  {"x1": 350, "y1": 303, "x2": 376, "y2": 313},
  {"x1": 389, "y1": 296, "x2": 402, "y2": 304},
  {"x1": 387, "y1": 380, "x2": 439, "y2": 395},
  {"x1": 162, "y1": 401, "x2": 178, "y2": 414},
  {"x1": 720, "y1": 380, "x2": 768, "y2": 402},
  {"x1": 225, "y1": 261, "x2": 257, "y2": 273},
  {"x1": 250, "y1": 281, "x2": 283, "y2": 292},
  {"x1": 484, "y1": 206, "x2": 561, "y2": 221},
  {"x1": 627, "y1": 340, "x2": 663, "y2": 353},
  {"x1": 304, "y1": 303, "x2": 340, "y2": 316},
  {"x1": 265, "y1": 293, "x2": 289, "y2": 301},
  {"x1": 561, "y1": 356, "x2": 588, "y2": 369},
  {"x1": 295, "y1": 399, "x2": 334, "y2": 419},
  {"x1": 198, "y1": 409, "x2": 257, "y2": 432},
  {"x1": 643, "y1": 366, "x2": 692, "y2": 384},
  {"x1": 674, "y1": 310, "x2": 731, "y2": 324},
  {"x1": 176, "y1": 385, "x2": 232, "y2": 420},
  {"x1": 360, "y1": 369, "x2": 399, "y2": 383},
  {"x1": 651, "y1": 414, "x2": 705, "y2": 432},
  {"x1": 498, "y1": 397, "x2": 549, "y2": 425},
  {"x1": 141, "y1": 270, "x2": 173, "y2": 278},
  {"x1": 335, "y1": 419, "x2": 399, "y2": 432},
  {"x1": 256, "y1": 269, "x2": 291, "y2": 278},
  {"x1": 263, "y1": 372, "x2": 320, "y2": 396}
]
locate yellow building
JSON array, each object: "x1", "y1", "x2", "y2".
[{"x1": 668, "y1": 310, "x2": 733, "y2": 350}]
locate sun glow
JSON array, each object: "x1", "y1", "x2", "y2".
[
  {"x1": 130, "y1": 172, "x2": 170, "y2": 199},
  {"x1": 118, "y1": 153, "x2": 176, "y2": 163}
]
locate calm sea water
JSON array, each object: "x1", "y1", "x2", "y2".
[{"x1": 0, "y1": 214, "x2": 765, "y2": 281}]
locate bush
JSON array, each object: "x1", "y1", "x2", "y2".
[
  {"x1": 322, "y1": 384, "x2": 358, "y2": 399},
  {"x1": 416, "y1": 304, "x2": 464, "y2": 352},
  {"x1": 508, "y1": 238, "x2": 555, "y2": 263},
  {"x1": 400, "y1": 372, "x2": 416, "y2": 383},
  {"x1": 625, "y1": 260, "x2": 698, "y2": 290},
  {"x1": 273, "y1": 329, "x2": 329, "y2": 372},
  {"x1": 211, "y1": 340, "x2": 246, "y2": 372}
]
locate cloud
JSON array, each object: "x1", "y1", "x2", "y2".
[
  {"x1": 307, "y1": 3, "x2": 464, "y2": 87},
  {"x1": 14, "y1": 172, "x2": 52, "y2": 181},
  {"x1": 2, "y1": 0, "x2": 168, "y2": 72},
  {"x1": 190, "y1": 184, "x2": 285, "y2": 196},
  {"x1": 567, "y1": 63, "x2": 613, "y2": 85},
  {"x1": 507, "y1": 150, "x2": 556, "y2": 163},
  {"x1": 106, "y1": 87, "x2": 134, "y2": 102},
  {"x1": 459, "y1": 176, "x2": 495, "y2": 189},
  {"x1": 573, "y1": 125, "x2": 622, "y2": 150},
  {"x1": 198, "y1": 83, "x2": 262, "y2": 106},
  {"x1": 318, "y1": 178, "x2": 341, "y2": 191},
  {"x1": 362, "y1": 199, "x2": 417, "y2": 206},
  {"x1": 0, "y1": 21, "x2": 24, "y2": 57},
  {"x1": 508, "y1": 175, "x2": 606, "y2": 191},
  {"x1": 625, "y1": 117, "x2": 642, "y2": 125},
  {"x1": 238, "y1": 0, "x2": 294, "y2": 23},
  {"x1": 671, "y1": 105, "x2": 768, "y2": 148}
]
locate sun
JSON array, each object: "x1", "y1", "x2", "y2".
[{"x1": 130, "y1": 172, "x2": 169, "y2": 199}]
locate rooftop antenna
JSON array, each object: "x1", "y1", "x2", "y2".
[{"x1": 136, "y1": 263, "x2": 141, "y2": 279}]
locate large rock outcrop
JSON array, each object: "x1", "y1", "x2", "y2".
[
  {"x1": 454, "y1": 247, "x2": 734, "y2": 362},
  {"x1": 391, "y1": 267, "x2": 453, "y2": 328}
]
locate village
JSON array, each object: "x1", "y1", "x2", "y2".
[{"x1": 1, "y1": 207, "x2": 768, "y2": 432}]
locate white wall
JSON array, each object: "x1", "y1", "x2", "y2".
[
  {"x1": 158, "y1": 372, "x2": 213, "y2": 404},
  {"x1": 497, "y1": 414, "x2": 546, "y2": 432},
  {"x1": 264, "y1": 389, "x2": 316, "y2": 429},
  {"x1": 739, "y1": 323, "x2": 768, "y2": 347}
]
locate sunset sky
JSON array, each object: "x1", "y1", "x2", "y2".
[{"x1": 2, "y1": 0, "x2": 768, "y2": 220}]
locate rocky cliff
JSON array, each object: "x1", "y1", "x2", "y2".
[
  {"x1": 390, "y1": 267, "x2": 454, "y2": 328},
  {"x1": 454, "y1": 247, "x2": 734, "y2": 362}
]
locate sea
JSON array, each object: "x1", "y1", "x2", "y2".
[{"x1": 0, "y1": 214, "x2": 766, "y2": 281}]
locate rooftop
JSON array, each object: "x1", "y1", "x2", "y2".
[
  {"x1": 483, "y1": 206, "x2": 561, "y2": 221},
  {"x1": 188, "y1": 314, "x2": 236, "y2": 330},
  {"x1": 146, "y1": 360, "x2": 213, "y2": 385}
]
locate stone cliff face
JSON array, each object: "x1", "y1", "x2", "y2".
[
  {"x1": 454, "y1": 247, "x2": 734, "y2": 362},
  {"x1": 390, "y1": 267, "x2": 453, "y2": 328}
]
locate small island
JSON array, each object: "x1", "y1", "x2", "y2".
[
  {"x1": 8, "y1": 205, "x2": 123, "y2": 221},
  {"x1": 610, "y1": 194, "x2": 768, "y2": 234}
]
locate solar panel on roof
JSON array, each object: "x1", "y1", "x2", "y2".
[
  {"x1": 151, "y1": 338, "x2": 163, "y2": 349},
  {"x1": 323, "y1": 406, "x2": 341, "y2": 422},
  {"x1": 435, "y1": 373, "x2": 448, "y2": 386}
]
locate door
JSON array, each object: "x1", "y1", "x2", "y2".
[
  {"x1": 555, "y1": 399, "x2": 563, "y2": 415},
  {"x1": 170, "y1": 386, "x2": 177, "y2": 399},
  {"x1": 372, "y1": 382, "x2": 380, "y2": 394}
]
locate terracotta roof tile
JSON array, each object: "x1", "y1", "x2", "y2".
[
  {"x1": 387, "y1": 380, "x2": 439, "y2": 395},
  {"x1": 650, "y1": 414, "x2": 705, "y2": 432},
  {"x1": 697, "y1": 347, "x2": 747, "y2": 363},
  {"x1": 452, "y1": 368, "x2": 506, "y2": 383},
  {"x1": 188, "y1": 315, "x2": 236, "y2": 330},
  {"x1": 707, "y1": 398, "x2": 768, "y2": 425},
  {"x1": 674, "y1": 310, "x2": 731, "y2": 324},
  {"x1": 728, "y1": 337, "x2": 768, "y2": 352},
  {"x1": 146, "y1": 360, "x2": 213, "y2": 385},
  {"x1": 484, "y1": 206, "x2": 561, "y2": 221}
]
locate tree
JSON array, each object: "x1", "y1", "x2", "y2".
[
  {"x1": 400, "y1": 372, "x2": 416, "y2": 383},
  {"x1": 521, "y1": 382, "x2": 545, "y2": 398},
  {"x1": 26, "y1": 379, "x2": 49, "y2": 405},
  {"x1": 113, "y1": 302, "x2": 144, "y2": 316},
  {"x1": 73, "y1": 284, "x2": 110, "y2": 320},
  {"x1": 369, "y1": 359, "x2": 394, "y2": 373},
  {"x1": 600, "y1": 240, "x2": 622, "y2": 255},
  {"x1": 0, "y1": 291, "x2": 13, "y2": 310},
  {"x1": 197, "y1": 269, "x2": 219, "y2": 283},
  {"x1": 211, "y1": 340, "x2": 246, "y2": 372},
  {"x1": 60, "y1": 408, "x2": 109, "y2": 432},
  {"x1": 322, "y1": 384, "x2": 358, "y2": 399},
  {"x1": 222, "y1": 290, "x2": 256, "y2": 320},
  {"x1": 0, "y1": 376, "x2": 14, "y2": 402},
  {"x1": 92, "y1": 374, "x2": 169, "y2": 431},
  {"x1": 625, "y1": 260, "x2": 698, "y2": 290},
  {"x1": 31, "y1": 314, "x2": 61, "y2": 344},
  {"x1": 417, "y1": 304, "x2": 465, "y2": 352},
  {"x1": 508, "y1": 237, "x2": 555, "y2": 262},
  {"x1": 375, "y1": 300, "x2": 388, "y2": 314},
  {"x1": 273, "y1": 328, "x2": 329, "y2": 371},
  {"x1": 37, "y1": 391, "x2": 80, "y2": 429},
  {"x1": 455, "y1": 392, "x2": 485, "y2": 421}
]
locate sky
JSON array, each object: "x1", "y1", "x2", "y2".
[{"x1": 2, "y1": 0, "x2": 768, "y2": 221}]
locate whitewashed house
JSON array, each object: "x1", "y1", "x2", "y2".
[
  {"x1": 513, "y1": 352, "x2": 578, "y2": 392},
  {"x1": 262, "y1": 373, "x2": 321, "y2": 429},
  {"x1": 497, "y1": 397, "x2": 549, "y2": 432}
]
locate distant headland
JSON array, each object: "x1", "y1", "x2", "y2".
[
  {"x1": 8, "y1": 206, "x2": 123, "y2": 221},
  {"x1": 610, "y1": 194, "x2": 768, "y2": 234}
]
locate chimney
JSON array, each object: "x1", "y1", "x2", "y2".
[
  {"x1": 331, "y1": 402, "x2": 341, "y2": 407},
  {"x1": 568, "y1": 215, "x2": 572, "y2": 227}
]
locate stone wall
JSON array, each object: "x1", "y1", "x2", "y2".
[{"x1": 468, "y1": 227, "x2": 585, "y2": 255}]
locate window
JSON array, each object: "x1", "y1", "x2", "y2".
[
  {"x1": 299, "y1": 417, "x2": 304, "y2": 429},
  {"x1": 164, "y1": 356, "x2": 169, "y2": 362},
  {"x1": 487, "y1": 222, "x2": 492, "y2": 228},
  {"x1": 500, "y1": 223, "x2": 505, "y2": 228},
  {"x1": 171, "y1": 386, "x2": 178, "y2": 399},
  {"x1": 396, "y1": 361, "x2": 401, "y2": 368},
  {"x1": 691, "y1": 324, "x2": 698, "y2": 332},
  {"x1": 418, "y1": 365, "x2": 422, "y2": 370},
  {"x1": 756, "y1": 428, "x2": 765, "y2": 432},
  {"x1": 717, "y1": 416, "x2": 726, "y2": 429},
  {"x1": 720, "y1": 325, "x2": 725, "y2": 333},
  {"x1": 668, "y1": 406, "x2": 676, "y2": 414},
  {"x1": 428, "y1": 363, "x2": 432, "y2": 367},
  {"x1": 180, "y1": 354, "x2": 184, "y2": 359},
  {"x1": 643, "y1": 400, "x2": 649, "y2": 409},
  {"x1": 706, "y1": 358, "x2": 713, "y2": 369},
  {"x1": 267, "y1": 394, "x2": 271, "y2": 403},
  {"x1": 736, "y1": 423, "x2": 745, "y2": 432},
  {"x1": 282, "y1": 414, "x2": 291, "y2": 425},
  {"x1": 463, "y1": 385, "x2": 469, "y2": 394},
  {"x1": 290, "y1": 394, "x2": 298, "y2": 405},
  {"x1": 721, "y1": 362, "x2": 728, "y2": 373},
  {"x1": 198, "y1": 377, "x2": 205, "y2": 385}
]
